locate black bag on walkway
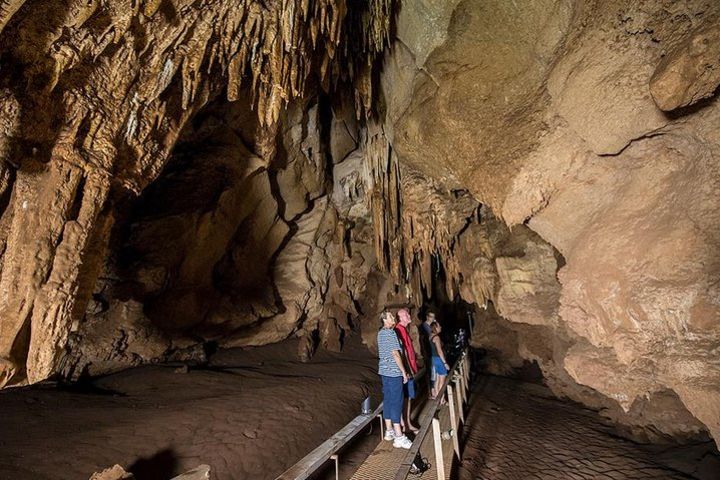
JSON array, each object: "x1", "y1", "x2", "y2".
[{"x1": 409, "y1": 452, "x2": 430, "y2": 475}]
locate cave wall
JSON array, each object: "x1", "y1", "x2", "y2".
[
  {"x1": 375, "y1": 0, "x2": 720, "y2": 445},
  {"x1": 0, "y1": 0, "x2": 395, "y2": 386},
  {"x1": 60, "y1": 85, "x2": 381, "y2": 378}
]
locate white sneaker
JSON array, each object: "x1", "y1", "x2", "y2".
[
  {"x1": 384, "y1": 430, "x2": 396, "y2": 441},
  {"x1": 393, "y1": 435, "x2": 413, "y2": 449}
]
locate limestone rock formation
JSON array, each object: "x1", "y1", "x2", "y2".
[
  {"x1": 0, "y1": 0, "x2": 395, "y2": 387},
  {"x1": 171, "y1": 465, "x2": 211, "y2": 480},
  {"x1": 650, "y1": 26, "x2": 720, "y2": 111},
  {"x1": 377, "y1": 0, "x2": 720, "y2": 447},
  {"x1": 1, "y1": 0, "x2": 719, "y2": 453},
  {"x1": 89, "y1": 465, "x2": 134, "y2": 480}
]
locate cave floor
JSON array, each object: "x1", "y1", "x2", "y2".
[
  {"x1": 2, "y1": 346, "x2": 719, "y2": 480},
  {"x1": 0, "y1": 337, "x2": 380, "y2": 480},
  {"x1": 455, "y1": 375, "x2": 720, "y2": 480}
]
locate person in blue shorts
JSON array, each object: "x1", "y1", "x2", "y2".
[
  {"x1": 429, "y1": 321, "x2": 449, "y2": 400},
  {"x1": 377, "y1": 311, "x2": 413, "y2": 449}
]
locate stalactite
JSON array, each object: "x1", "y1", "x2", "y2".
[
  {"x1": 362, "y1": 120, "x2": 480, "y2": 303},
  {"x1": 3, "y1": 0, "x2": 394, "y2": 132},
  {"x1": 0, "y1": 0, "x2": 396, "y2": 387},
  {"x1": 0, "y1": 0, "x2": 25, "y2": 33}
]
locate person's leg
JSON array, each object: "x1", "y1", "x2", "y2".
[
  {"x1": 430, "y1": 357, "x2": 441, "y2": 399},
  {"x1": 387, "y1": 377, "x2": 403, "y2": 437},
  {"x1": 381, "y1": 376, "x2": 394, "y2": 434},
  {"x1": 436, "y1": 374, "x2": 446, "y2": 402},
  {"x1": 404, "y1": 379, "x2": 419, "y2": 431},
  {"x1": 429, "y1": 362, "x2": 436, "y2": 398},
  {"x1": 438, "y1": 375, "x2": 447, "y2": 405},
  {"x1": 391, "y1": 377, "x2": 413, "y2": 448}
]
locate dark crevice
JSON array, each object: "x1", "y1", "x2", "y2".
[{"x1": 66, "y1": 175, "x2": 85, "y2": 223}]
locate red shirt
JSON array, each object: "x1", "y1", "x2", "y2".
[{"x1": 395, "y1": 323, "x2": 418, "y2": 374}]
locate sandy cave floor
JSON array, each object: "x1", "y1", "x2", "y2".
[
  {"x1": 455, "y1": 376, "x2": 720, "y2": 480},
  {"x1": 0, "y1": 337, "x2": 381, "y2": 480},
  {"x1": 1, "y1": 340, "x2": 720, "y2": 480}
]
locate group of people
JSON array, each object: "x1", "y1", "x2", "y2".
[{"x1": 377, "y1": 308, "x2": 450, "y2": 449}]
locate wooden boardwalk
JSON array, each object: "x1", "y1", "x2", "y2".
[
  {"x1": 349, "y1": 404, "x2": 457, "y2": 480},
  {"x1": 275, "y1": 351, "x2": 470, "y2": 480}
]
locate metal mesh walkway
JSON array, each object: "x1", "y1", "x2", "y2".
[{"x1": 349, "y1": 403, "x2": 456, "y2": 480}]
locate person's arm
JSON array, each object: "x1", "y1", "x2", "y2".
[
  {"x1": 433, "y1": 336, "x2": 449, "y2": 368},
  {"x1": 392, "y1": 349, "x2": 409, "y2": 383}
]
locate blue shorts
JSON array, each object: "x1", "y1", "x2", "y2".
[
  {"x1": 432, "y1": 357, "x2": 448, "y2": 375},
  {"x1": 403, "y1": 378, "x2": 416, "y2": 399}
]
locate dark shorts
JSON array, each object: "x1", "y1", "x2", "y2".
[
  {"x1": 432, "y1": 357, "x2": 448, "y2": 375},
  {"x1": 403, "y1": 378, "x2": 416, "y2": 399}
]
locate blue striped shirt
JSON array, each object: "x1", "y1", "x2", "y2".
[{"x1": 377, "y1": 328, "x2": 403, "y2": 377}]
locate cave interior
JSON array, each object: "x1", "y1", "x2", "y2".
[{"x1": 0, "y1": 0, "x2": 719, "y2": 479}]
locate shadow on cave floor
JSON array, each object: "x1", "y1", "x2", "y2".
[
  {"x1": 128, "y1": 449, "x2": 178, "y2": 480},
  {"x1": 453, "y1": 375, "x2": 720, "y2": 480},
  {"x1": 0, "y1": 336, "x2": 379, "y2": 480}
]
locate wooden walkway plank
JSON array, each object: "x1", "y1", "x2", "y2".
[
  {"x1": 276, "y1": 405, "x2": 383, "y2": 480},
  {"x1": 278, "y1": 351, "x2": 470, "y2": 480},
  {"x1": 447, "y1": 386, "x2": 460, "y2": 457},
  {"x1": 354, "y1": 351, "x2": 469, "y2": 480},
  {"x1": 350, "y1": 404, "x2": 456, "y2": 480},
  {"x1": 431, "y1": 416, "x2": 445, "y2": 480}
]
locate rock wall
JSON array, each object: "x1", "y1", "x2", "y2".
[
  {"x1": 377, "y1": 0, "x2": 720, "y2": 446},
  {"x1": 0, "y1": 0, "x2": 395, "y2": 386},
  {"x1": 59, "y1": 86, "x2": 382, "y2": 378}
]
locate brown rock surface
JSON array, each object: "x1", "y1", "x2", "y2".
[
  {"x1": 89, "y1": 465, "x2": 134, "y2": 480},
  {"x1": 379, "y1": 0, "x2": 720, "y2": 447},
  {"x1": 651, "y1": 26, "x2": 720, "y2": 111},
  {"x1": 0, "y1": 0, "x2": 395, "y2": 386}
]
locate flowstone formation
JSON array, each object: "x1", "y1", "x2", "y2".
[
  {"x1": 376, "y1": 0, "x2": 720, "y2": 446},
  {"x1": 0, "y1": 0, "x2": 719, "y2": 452}
]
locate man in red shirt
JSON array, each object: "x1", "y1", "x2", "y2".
[{"x1": 395, "y1": 308, "x2": 420, "y2": 433}]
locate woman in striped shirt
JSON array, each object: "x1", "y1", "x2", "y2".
[{"x1": 377, "y1": 311, "x2": 413, "y2": 449}]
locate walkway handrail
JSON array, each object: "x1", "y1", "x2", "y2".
[
  {"x1": 275, "y1": 403, "x2": 384, "y2": 480},
  {"x1": 276, "y1": 364, "x2": 427, "y2": 480},
  {"x1": 275, "y1": 350, "x2": 468, "y2": 480},
  {"x1": 394, "y1": 348, "x2": 469, "y2": 480}
]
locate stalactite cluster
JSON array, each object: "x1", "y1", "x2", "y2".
[
  {"x1": 0, "y1": 0, "x2": 395, "y2": 387},
  {"x1": 2, "y1": 0, "x2": 393, "y2": 125},
  {"x1": 363, "y1": 121, "x2": 479, "y2": 303}
]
